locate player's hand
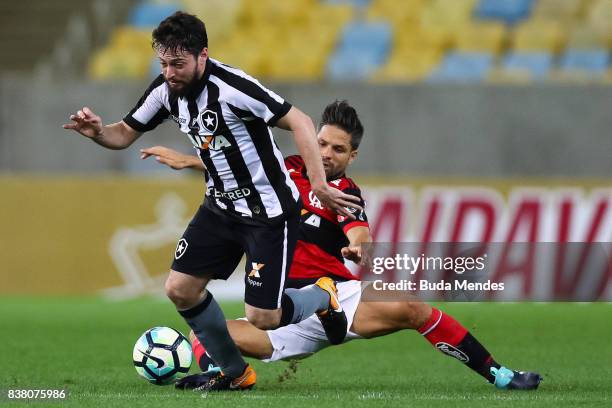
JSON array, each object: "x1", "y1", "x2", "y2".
[
  {"x1": 341, "y1": 245, "x2": 363, "y2": 264},
  {"x1": 312, "y1": 184, "x2": 363, "y2": 220},
  {"x1": 140, "y1": 146, "x2": 195, "y2": 170},
  {"x1": 62, "y1": 107, "x2": 104, "y2": 139}
]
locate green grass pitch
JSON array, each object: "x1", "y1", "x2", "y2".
[{"x1": 1, "y1": 297, "x2": 610, "y2": 407}]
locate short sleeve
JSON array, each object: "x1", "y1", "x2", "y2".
[
  {"x1": 284, "y1": 155, "x2": 305, "y2": 172},
  {"x1": 211, "y1": 64, "x2": 292, "y2": 127},
  {"x1": 123, "y1": 74, "x2": 170, "y2": 132}
]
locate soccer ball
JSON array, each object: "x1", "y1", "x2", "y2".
[{"x1": 132, "y1": 326, "x2": 192, "y2": 385}]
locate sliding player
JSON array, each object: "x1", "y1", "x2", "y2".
[{"x1": 143, "y1": 101, "x2": 542, "y2": 391}]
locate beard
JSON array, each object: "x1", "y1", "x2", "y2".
[
  {"x1": 324, "y1": 162, "x2": 345, "y2": 181},
  {"x1": 165, "y1": 67, "x2": 199, "y2": 100}
]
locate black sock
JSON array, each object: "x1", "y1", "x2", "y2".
[
  {"x1": 418, "y1": 308, "x2": 501, "y2": 383},
  {"x1": 457, "y1": 333, "x2": 501, "y2": 383}
]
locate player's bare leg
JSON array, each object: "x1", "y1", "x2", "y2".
[
  {"x1": 164, "y1": 270, "x2": 210, "y2": 310},
  {"x1": 182, "y1": 283, "x2": 541, "y2": 390},
  {"x1": 350, "y1": 290, "x2": 431, "y2": 336},
  {"x1": 351, "y1": 284, "x2": 541, "y2": 390},
  {"x1": 228, "y1": 320, "x2": 274, "y2": 359}
]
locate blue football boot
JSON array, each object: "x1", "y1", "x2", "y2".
[{"x1": 491, "y1": 366, "x2": 542, "y2": 390}]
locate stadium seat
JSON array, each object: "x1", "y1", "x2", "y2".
[
  {"x1": 240, "y1": 0, "x2": 315, "y2": 26},
  {"x1": 455, "y1": 22, "x2": 507, "y2": 54},
  {"x1": 487, "y1": 68, "x2": 532, "y2": 84},
  {"x1": 207, "y1": 0, "x2": 350, "y2": 81},
  {"x1": 324, "y1": 0, "x2": 371, "y2": 8},
  {"x1": 420, "y1": 0, "x2": 478, "y2": 28},
  {"x1": 326, "y1": 21, "x2": 392, "y2": 80},
  {"x1": 428, "y1": 52, "x2": 493, "y2": 82},
  {"x1": 259, "y1": 23, "x2": 332, "y2": 81},
  {"x1": 339, "y1": 21, "x2": 392, "y2": 58},
  {"x1": 512, "y1": 20, "x2": 566, "y2": 53},
  {"x1": 567, "y1": 25, "x2": 609, "y2": 49},
  {"x1": 587, "y1": 0, "x2": 612, "y2": 44},
  {"x1": 128, "y1": 2, "x2": 181, "y2": 28},
  {"x1": 366, "y1": 0, "x2": 425, "y2": 28},
  {"x1": 285, "y1": 23, "x2": 339, "y2": 50},
  {"x1": 109, "y1": 27, "x2": 152, "y2": 51},
  {"x1": 474, "y1": 0, "x2": 534, "y2": 25},
  {"x1": 531, "y1": 0, "x2": 584, "y2": 24},
  {"x1": 300, "y1": 3, "x2": 353, "y2": 52},
  {"x1": 559, "y1": 49, "x2": 610, "y2": 75},
  {"x1": 90, "y1": 48, "x2": 150, "y2": 80},
  {"x1": 501, "y1": 52, "x2": 553, "y2": 80},
  {"x1": 182, "y1": 0, "x2": 242, "y2": 44},
  {"x1": 91, "y1": 0, "x2": 611, "y2": 83},
  {"x1": 395, "y1": 25, "x2": 453, "y2": 54},
  {"x1": 372, "y1": 49, "x2": 442, "y2": 82},
  {"x1": 327, "y1": 51, "x2": 381, "y2": 81},
  {"x1": 264, "y1": 49, "x2": 326, "y2": 81},
  {"x1": 211, "y1": 44, "x2": 267, "y2": 77},
  {"x1": 306, "y1": 3, "x2": 354, "y2": 28}
]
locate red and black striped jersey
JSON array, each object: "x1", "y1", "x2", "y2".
[{"x1": 284, "y1": 155, "x2": 369, "y2": 283}]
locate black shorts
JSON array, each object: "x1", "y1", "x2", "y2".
[{"x1": 171, "y1": 205, "x2": 298, "y2": 310}]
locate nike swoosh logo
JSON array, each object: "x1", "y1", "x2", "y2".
[
  {"x1": 330, "y1": 294, "x2": 343, "y2": 312},
  {"x1": 138, "y1": 348, "x2": 165, "y2": 368},
  {"x1": 229, "y1": 375, "x2": 248, "y2": 389}
]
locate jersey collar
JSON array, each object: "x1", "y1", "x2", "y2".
[
  {"x1": 300, "y1": 164, "x2": 345, "y2": 183},
  {"x1": 186, "y1": 58, "x2": 213, "y2": 99}
]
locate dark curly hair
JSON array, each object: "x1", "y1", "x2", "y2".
[
  {"x1": 152, "y1": 11, "x2": 208, "y2": 57},
  {"x1": 319, "y1": 100, "x2": 364, "y2": 150}
]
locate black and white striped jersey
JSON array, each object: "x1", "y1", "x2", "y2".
[{"x1": 123, "y1": 58, "x2": 301, "y2": 225}]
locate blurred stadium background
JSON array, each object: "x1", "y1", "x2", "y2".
[
  {"x1": 1, "y1": 2, "x2": 612, "y2": 406},
  {"x1": 1, "y1": 0, "x2": 611, "y2": 298}
]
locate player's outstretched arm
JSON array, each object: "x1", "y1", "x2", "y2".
[
  {"x1": 62, "y1": 106, "x2": 141, "y2": 150},
  {"x1": 341, "y1": 226, "x2": 371, "y2": 265},
  {"x1": 277, "y1": 107, "x2": 362, "y2": 219},
  {"x1": 140, "y1": 146, "x2": 205, "y2": 171}
]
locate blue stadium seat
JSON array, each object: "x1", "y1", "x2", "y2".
[
  {"x1": 428, "y1": 52, "x2": 493, "y2": 83},
  {"x1": 323, "y1": 0, "x2": 371, "y2": 7},
  {"x1": 327, "y1": 52, "x2": 379, "y2": 80},
  {"x1": 559, "y1": 49, "x2": 610, "y2": 75},
  {"x1": 326, "y1": 21, "x2": 392, "y2": 80},
  {"x1": 129, "y1": 2, "x2": 181, "y2": 28},
  {"x1": 502, "y1": 52, "x2": 553, "y2": 79},
  {"x1": 338, "y1": 21, "x2": 392, "y2": 62},
  {"x1": 475, "y1": 0, "x2": 534, "y2": 25}
]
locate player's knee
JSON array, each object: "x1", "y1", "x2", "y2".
[
  {"x1": 400, "y1": 301, "x2": 432, "y2": 329},
  {"x1": 245, "y1": 308, "x2": 281, "y2": 330},
  {"x1": 165, "y1": 278, "x2": 200, "y2": 309}
]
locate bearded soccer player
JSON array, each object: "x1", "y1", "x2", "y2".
[
  {"x1": 143, "y1": 101, "x2": 542, "y2": 391},
  {"x1": 63, "y1": 12, "x2": 363, "y2": 391}
]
